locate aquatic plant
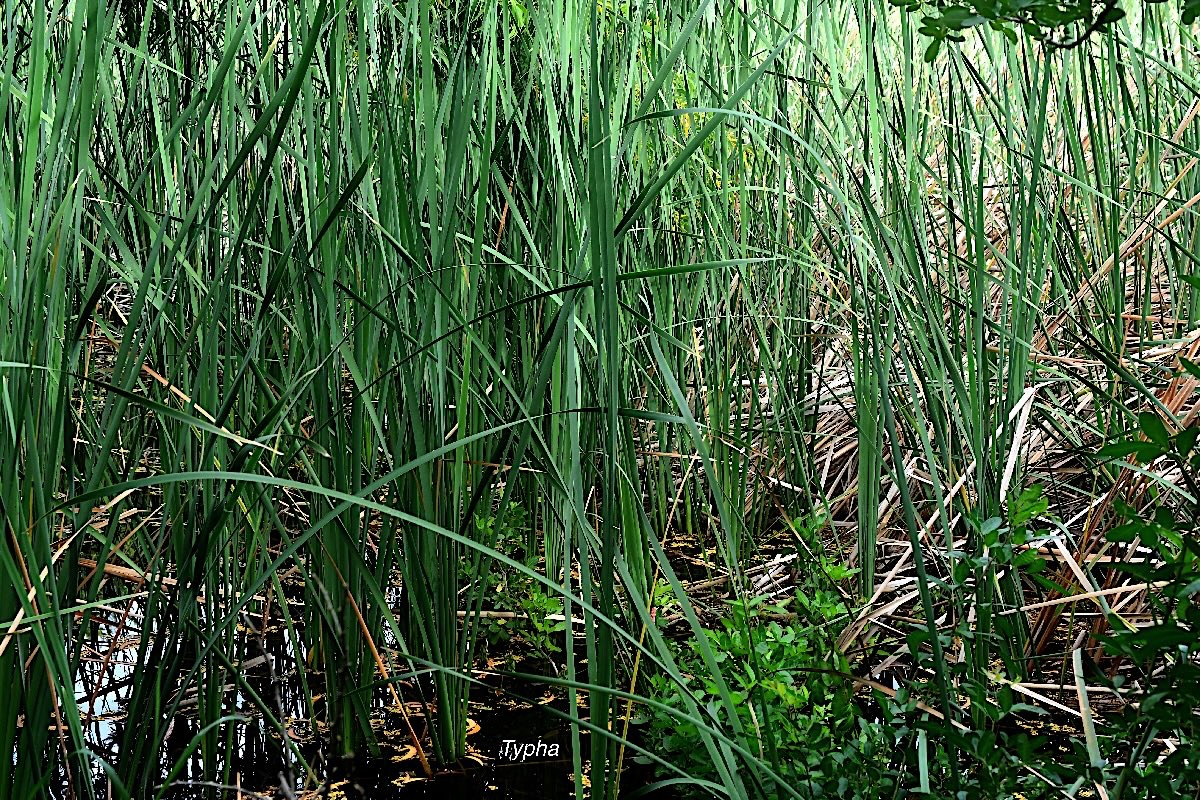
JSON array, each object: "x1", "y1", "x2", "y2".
[{"x1": 3, "y1": 0, "x2": 1199, "y2": 797}]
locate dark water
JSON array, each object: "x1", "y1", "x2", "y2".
[
  {"x1": 325, "y1": 697, "x2": 594, "y2": 799},
  {"x1": 67, "y1": 615, "x2": 665, "y2": 798},
  {"x1": 151, "y1": 686, "x2": 665, "y2": 799}
]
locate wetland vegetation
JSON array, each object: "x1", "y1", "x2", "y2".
[{"x1": 3, "y1": 0, "x2": 1200, "y2": 797}]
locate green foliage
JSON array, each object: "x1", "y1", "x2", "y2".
[
  {"x1": 887, "y1": 419, "x2": 1200, "y2": 798},
  {"x1": 950, "y1": 486, "x2": 1055, "y2": 594},
  {"x1": 890, "y1": 488, "x2": 1067, "y2": 797},
  {"x1": 898, "y1": 0, "x2": 1196, "y2": 62},
  {"x1": 643, "y1": 588, "x2": 891, "y2": 799},
  {"x1": 465, "y1": 506, "x2": 565, "y2": 663},
  {"x1": 6, "y1": 0, "x2": 1200, "y2": 794},
  {"x1": 880, "y1": 683, "x2": 1065, "y2": 798},
  {"x1": 1090, "y1": 417, "x2": 1200, "y2": 797}
]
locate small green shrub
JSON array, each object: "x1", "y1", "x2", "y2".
[
  {"x1": 643, "y1": 589, "x2": 891, "y2": 799},
  {"x1": 884, "y1": 417, "x2": 1200, "y2": 799},
  {"x1": 1089, "y1": 415, "x2": 1200, "y2": 797},
  {"x1": 464, "y1": 505, "x2": 565, "y2": 664}
]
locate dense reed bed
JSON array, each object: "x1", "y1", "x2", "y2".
[{"x1": 2, "y1": 0, "x2": 1199, "y2": 797}]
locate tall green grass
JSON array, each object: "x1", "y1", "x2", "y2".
[{"x1": 3, "y1": 0, "x2": 1199, "y2": 797}]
